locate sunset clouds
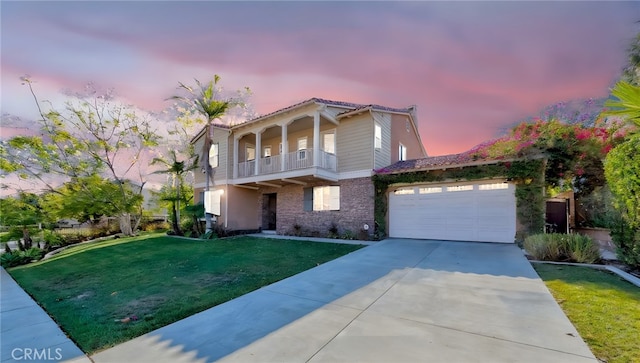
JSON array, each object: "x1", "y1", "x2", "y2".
[{"x1": 1, "y1": 1, "x2": 638, "y2": 155}]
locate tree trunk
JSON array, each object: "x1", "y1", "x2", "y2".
[
  {"x1": 119, "y1": 214, "x2": 134, "y2": 235},
  {"x1": 22, "y1": 227, "x2": 32, "y2": 249},
  {"x1": 171, "y1": 200, "x2": 183, "y2": 236}
]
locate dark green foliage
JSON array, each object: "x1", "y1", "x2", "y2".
[
  {"x1": 373, "y1": 159, "x2": 546, "y2": 240},
  {"x1": 609, "y1": 216, "x2": 640, "y2": 270},
  {"x1": 43, "y1": 230, "x2": 65, "y2": 247},
  {"x1": 1, "y1": 247, "x2": 45, "y2": 268}
]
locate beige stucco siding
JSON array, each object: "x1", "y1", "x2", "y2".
[
  {"x1": 391, "y1": 114, "x2": 426, "y2": 161},
  {"x1": 193, "y1": 134, "x2": 206, "y2": 186},
  {"x1": 212, "y1": 128, "x2": 229, "y2": 182},
  {"x1": 193, "y1": 185, "x2": 259, "y2": 231},
  {"x1": 192, "y1": 126, "x2": 230, "y2": 186},
  {"x1": 373, "y1": 112, "x2": 392, "y2": 170},
  {"x1": 336, "y1": 114, "x2": 373, "y2": 172},
  {"x1": 226, "y1": 186, "x2": 260, "y2": 230}
]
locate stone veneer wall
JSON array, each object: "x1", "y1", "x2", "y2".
[{"x1": 258, "y1": 177, "x2": 375, "y2": 237}]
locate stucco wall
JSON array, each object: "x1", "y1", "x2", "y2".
[{"x1": 390, "y1": 113, "x2": 426, "y2": 161}]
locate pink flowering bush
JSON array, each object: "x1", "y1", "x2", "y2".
[{"x1": 468, "y1": 118, "x2": 627, "y2": 196}]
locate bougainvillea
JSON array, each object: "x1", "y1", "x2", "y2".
[{"x1": 468, "y1": 118, "x2": 627, "y2": 197}]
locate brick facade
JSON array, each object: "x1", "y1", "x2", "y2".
[{"x1": 258, "y1": 177, "x2": 375, "y2": 238}]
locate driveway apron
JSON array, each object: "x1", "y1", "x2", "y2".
[{"x1": 91, "y1": 239, "x2": 597, "y2": 362}]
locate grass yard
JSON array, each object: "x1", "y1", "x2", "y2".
[
  {"x1": 8, "y1": 234, "x2": 364, "y2": 354},
  {"x1": 534, "y1": 264, "x2": 640, "y2": 363}
]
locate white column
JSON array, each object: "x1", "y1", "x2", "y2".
[
  {"x1": 233, "y1": 136, "x2": 239, "y2": 179},
  {"x1": 313, "y1": 111, "x2": 320, "y2": 167},
  {"x1": 255, "y1": 131, "x2": 261, "y2": 176},
  {"x1": 281, "y1": 123, "x2": 288, "y2": 172}
]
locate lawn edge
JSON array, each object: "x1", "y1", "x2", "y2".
[{"x1": 530, "y1": 260, "x2": 640, "y2": 288}]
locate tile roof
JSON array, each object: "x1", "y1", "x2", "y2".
[
  {"x1": 236, "y1": 98, "x2": 414, "y2": 127},
  {"x1": 193, "y1": 97, "x2": 414, "y2": 142},
  {"x1": 375, "y1": 151, "x2": 509, "y2": 175}
]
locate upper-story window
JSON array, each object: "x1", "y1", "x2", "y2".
[
  {"x1": 263, "y1": 146, "x2": 272, "y2": 157},
  {"x1": 322, "y1": 130, "x2": 336, "y2": 154},
  {"x1": 209, "y1": 143, "x2": 219, "y2": 168},
  {"x1": 246, "y1": 144, "x2": 255, "y2": 161},
  {"x1": 399, "y1": 143, "x2": 407, "y2": 161},
  {"x1": 374, "y1": 124, "x2": 382, "y2": 149},
  {"x1": 297, "y1": 137, "x2": 307, "y2": 160}
]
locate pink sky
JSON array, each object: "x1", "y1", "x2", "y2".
[{"x1": 1, "y1": 1, "x2": 638, "y2": 156}]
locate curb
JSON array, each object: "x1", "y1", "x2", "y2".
[{"x1": 530, "y1": 260, "x2": 640, "y2": 288}]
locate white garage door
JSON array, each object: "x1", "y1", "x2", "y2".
[{"x1": 388, "y1": 181, "x2": 516, "y2": 243}]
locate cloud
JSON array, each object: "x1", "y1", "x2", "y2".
[{"x1": 1, "y1": 0, "x2": 638, "y2": 158}]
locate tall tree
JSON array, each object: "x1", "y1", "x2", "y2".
[
  {"x1": 171, "y1": 75, "x2": 250, "y2": 232},
  {"x1": 0, "y1": 193, "x2": 45, "y2": 249},
  {"x1": 152, "y1": 150, "x2": 198, "y2": 235},
  {"x1": 0, "y1": 77, "x2": 160, "y2": 235},
  {"x1": 622, "y1": 31, "x2": 640, "y2": 86}
]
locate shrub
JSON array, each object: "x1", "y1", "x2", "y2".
[
  {"x1": 565, "y1": 234, "x2": 600, "y2": 264},
  {"x1": 327, "y1": 223, "x2": 339, "y2": 239},
  {"x1": 1, "y1": 252, "x2": 27, "y2": 268},
  {"x1": 524, "y1": 234, "x2": 563, "y2": 261},
  {"x1": 43, "y1": 230, "x2": 65, "y2": 248},
  {"x1": 141, "y1": 220, "x2": 170, "y2": 232},
  {"x1": 341, "y1": 230, "x2": 355, "y2": 240},
  {"x1": 22, "y1": 247, "x2": 44, "y2": 261},
  {"x1": 610, "y1": 216, "x2": 640, "y2": 270},
  {"x1": 0, "y1": 247, "x2": 45, "y2": 268},
  {"x1": 524, "y1": 233, "x2": 601, "y2": 263}
]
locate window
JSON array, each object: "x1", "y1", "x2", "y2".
[
  {"x1": 399, "y1": 143, "x2": 407, "y2": 161},
  {"x1": 479, "y1": 183, "x2": 509, "y2": 190},
  {"x1": 303, "y1": 186, "x2": 340, "y2": 211},
  {"x1": 209, "y1": 143, "x2": 219, "y2": 168},
  {"x1": 204, "y1": 189, "x2": 224, "y2": 216},
  {"x1": 264, "y1": 146, "x2": 272, "y2": 165},
  {"x1": 246, "y1": 144, "x2": 255, "y2": 161},
  {"x1": 374, "y1": 124, "x2": 382, "y2": 149},
  {"x1": 297, "y1": 137, "x2": 307, "y2": 160},
  {"x1": 394, "y1": 188, "x2": 415, "y2": 195},
  {"x1": 419, "y1": 187, "x2": 442, "y2": 194},
  {"x1": 322, "y1": 130, "x2": 336, "y2": 154},
  {"x1": 447, "y1": 185, "x2": 474, "y2": 192}
]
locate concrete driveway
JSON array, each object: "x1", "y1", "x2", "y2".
[{"x1": 92, "y1": 239, "x2": 596, "y2": 363}]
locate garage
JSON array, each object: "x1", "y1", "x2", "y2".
[{"x1": 388, "y1": 181, "x2": 517, "y2": 243}]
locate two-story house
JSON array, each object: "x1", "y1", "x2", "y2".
[{"x1": 191, "y1": 98, "x2": 426, "y2": 236}]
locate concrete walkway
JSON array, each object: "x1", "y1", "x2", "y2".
[
  {"x1": 1, "y1": 268, "x2": 90, "y2": 363},
  {"x1": 92, "y1": 239, "x2": 596, "y2": 362}
]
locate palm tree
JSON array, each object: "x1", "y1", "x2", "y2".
[
  {"x1": 171, "y1": 76, "x2": 246, "y2": 232},
  {"x1": 152, "y1": 150, "x2": 198, "y2": 235},
  {"x1": 604, "y1": 81, "x2": 640, "y2": 129}
]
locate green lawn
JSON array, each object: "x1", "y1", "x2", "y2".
[
  {"x1": 8, "y1": 234, "x2": 364, "y2": 353},
  {"x1": 534, "y1": 264, "x2": 640, "y2": 363}
]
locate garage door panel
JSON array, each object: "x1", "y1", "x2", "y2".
[{"x1": 389, "y1": 182, "x2": 515, "y2": 243}]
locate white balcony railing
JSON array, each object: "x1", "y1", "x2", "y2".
[{"x1": 235, "y1": 149, "x2": 336, "y2": 179}]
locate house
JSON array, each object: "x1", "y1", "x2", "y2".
[{"x1": 191, "y1": 98, "x2": 426, "y2": 236}]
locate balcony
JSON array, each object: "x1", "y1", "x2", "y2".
[{"x1": 236, "y1": 149, "x2": 337, "y2": 181}]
